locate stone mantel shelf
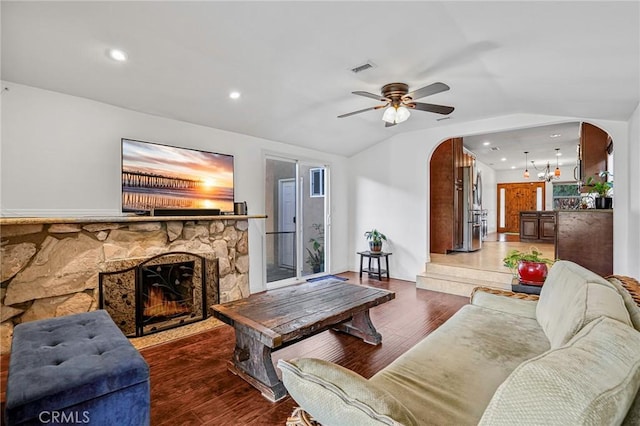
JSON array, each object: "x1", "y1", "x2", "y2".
[{"x1": 0, "y1": 214, "x2": 267, "y2": 226}]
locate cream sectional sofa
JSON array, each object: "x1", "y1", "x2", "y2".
[{"x1": 278, "y1": 261, "x2": 640, "y2": 425}]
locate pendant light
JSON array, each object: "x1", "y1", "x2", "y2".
[
  {"x1": 530, "y1": 150, "x2": 561, "y2": 182},
  {"x1": 523, "y1": 151, "x2": 530, "y2": 178},
  {"x1": 554, "y1": 148, "x2": 561, "y2": 178}
]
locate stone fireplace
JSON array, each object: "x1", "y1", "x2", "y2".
[{"x1": 0, "y1": 215, "x2": 262, "y2": 353}]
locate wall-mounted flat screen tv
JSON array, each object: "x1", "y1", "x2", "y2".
[{"x1": 121, "y1": 138, "x2": 234, "y2": 213}]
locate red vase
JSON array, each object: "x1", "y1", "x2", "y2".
[{"x1": 517, "y1": 261, "x2": 548, "y2": 286}]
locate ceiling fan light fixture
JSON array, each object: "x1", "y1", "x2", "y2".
[
  {"x1": 382, "y1": 106, "x2": 396, "y2": 123},
  {"x1": 395, "y1": 106, "x2": 411, "y2": 123},
  {"x1": 382, "y1": 105, "x2": 411, "y2": 124},
  {"x1": 340, "y1": 81, "x2": 452, "y2": 124}
]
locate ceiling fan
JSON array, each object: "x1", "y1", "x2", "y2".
[{"x1": 338, "y1": 82, "x2": 454, "y2": 127}]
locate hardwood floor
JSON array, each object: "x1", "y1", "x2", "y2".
[{"x1": 0, "y1": 272, "x2": 468, "y2": 425}]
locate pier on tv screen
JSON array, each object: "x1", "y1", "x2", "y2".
[{"x1": 121, "y1": 138, "x2": 234, "y2": 213}]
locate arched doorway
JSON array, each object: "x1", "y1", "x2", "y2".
[{"x1": 427, "y1": 121, "x2": 614, "y2": 277}]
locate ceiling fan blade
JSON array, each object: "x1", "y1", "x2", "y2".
[
  {"x1": 337, "y1": 104, "x2": 387, "y2": 118},
  {"x1": 404, "y1": 82, "x2": 450, "y2": 100},
  {"x1": 408, "y1": 102, "x2": 455, "y2": 115},
  {"x1": 385, "y1": 121, "x2": 396, "y2": 128},
  {"x1": 352, "y1": 91, "x2": 390, "y2": 102}
]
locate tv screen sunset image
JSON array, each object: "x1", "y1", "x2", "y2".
[{"x1": 121, "y1": 139, "x2": 234, "y2": 212}]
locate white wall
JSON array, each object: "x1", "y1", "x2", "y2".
[
  {"x1": 0, "y1": 82, "x2": 350, "y2": 293},
  {"x1": 3, "y1": 83, "x2": 637, "y2": 282},
  {"x1": 348, "y1": 114, "x2": 635, "y2": 280},
  {"x1": 475, "y1": 160, "x2": 497, "y2": 233},
  {"x1": 626, "y1": 103, "x2": 640, "y2": 278}
]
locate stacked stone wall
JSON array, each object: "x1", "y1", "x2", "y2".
[{"x1": 0, "y1": 219, "x2": 250, "y2": 354}]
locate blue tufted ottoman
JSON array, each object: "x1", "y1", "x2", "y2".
[{"x1": 5, "y1": 310, "x2": 150, "y2": 425}]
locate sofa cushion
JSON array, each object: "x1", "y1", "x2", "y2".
[
  {"x1": 471, "y1": 290, "x2": 538, "y2": 319},
  {"x1": 278, "y1": 358, "x2": 418, "y2": 426},
  {"x1": 370, "y1": 304, "x2": 550, "y2": 425},
  {"x1": 479, "y1": 316, "x2": 640, "y2": 425},
  {"x1": 536, "y1": 260, "x2": 632, "y2": 348}
]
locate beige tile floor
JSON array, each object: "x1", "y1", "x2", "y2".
[{"x1": 430, "y1": 234, "x2": 555, "y2": 274}]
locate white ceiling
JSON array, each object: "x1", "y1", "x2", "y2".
[
  {"x1": 1, "y1": 2, "x2": 638, "y2": 158},
  {"x1": 464, "y1": 122, "x2": 581, "y2": 171}
]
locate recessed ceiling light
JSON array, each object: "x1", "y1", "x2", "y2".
[
  {"x1": 108, "y1": 48, "x2": 128, "y2": 62},
  {"x1": 556, "y1": 152, "x2": 562, "y2": 156},
  {"x1": 229, "y1": 91, "x2": 241, "y2": 100},
  {"x1": 501, "y1": 157, "x2": 507, "y2": 162},
  {"x1": 550, "y1": 133, "x2": 561, "y2": 138},
  {"x1": 511, "y1": 166, "x2": 516, "y2": 169},
  {"x1": 483, "y1": 141, "x2": 491, "y2": 146}
]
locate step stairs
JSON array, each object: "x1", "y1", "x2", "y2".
[{"x1": 416, "y1": 262, "x2": 514, "y2": 297}]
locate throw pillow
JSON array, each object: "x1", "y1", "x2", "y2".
[{"x1": 278, "y1": 358, "x2": 418, "y2": 426}]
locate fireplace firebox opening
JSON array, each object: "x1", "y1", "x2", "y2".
[
  {"x1": 139, "y1": 260, "x2": 199, "y2": 334},
  {"x1": 99, "y1": 252, "x2": 218, "y2": 338}
]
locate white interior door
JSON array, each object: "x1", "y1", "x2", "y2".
[{"x1": 278, "y1": 179, "x2": 296, "y2": 268}]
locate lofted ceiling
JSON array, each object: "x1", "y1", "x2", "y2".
[{"x1": 1, "y1": 2, "x2": 638, "y2": 158}]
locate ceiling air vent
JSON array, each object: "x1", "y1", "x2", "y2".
[
  {"x1": 350, "y1": 61, "x2": 375, "y2": 74},
  {"x1": 490, "y1": 147, "x2": 501, "y2": 151}
]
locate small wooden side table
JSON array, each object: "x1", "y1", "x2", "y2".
[{"x1": 358, "y1": 251, "x2": 392, "y2": 280}]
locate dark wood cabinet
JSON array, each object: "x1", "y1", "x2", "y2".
[
  {"x1": 430, "y1": 138, "x2": 473, "y2": 254},
  {"x1": 555, "y1": 210, "x2": 613, "y2": 277},
  {"x1": 580, "y1": 122, "x2": 609, "y2": 187},
  {"x1": 519, "y1": 211, "x2": 556, "y2": 243},
  {"x1": 539, "y1": 214, "x2": 556, "y2": 240},
  {"x1": 520, "y1": 212, "x2": 539, "y2": 240}
]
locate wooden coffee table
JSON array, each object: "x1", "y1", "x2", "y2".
[{"x1": 211, "y1": 279, "x2": 395, "y2": 401}]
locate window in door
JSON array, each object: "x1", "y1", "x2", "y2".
[{"x1": 310, "y1": 168, "x2": 325, "y2": 197}]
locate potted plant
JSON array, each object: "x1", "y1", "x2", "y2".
[
  {"x1": 364, "y1": 229, "x2": 387, "y2": 252},
  {"x1": 305, "y1": 224, "x2": 324, "y2": 274},
  {"x1": 503, "y1": 247, "x2": 554, "y2": 286},
  {"x1": 586, "y1": 171, "x2": 613, "y2": 209}
]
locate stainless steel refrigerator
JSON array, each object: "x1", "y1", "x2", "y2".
[{"x1": 456, "y1": 166, "x2": 482, "y2": 252}]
